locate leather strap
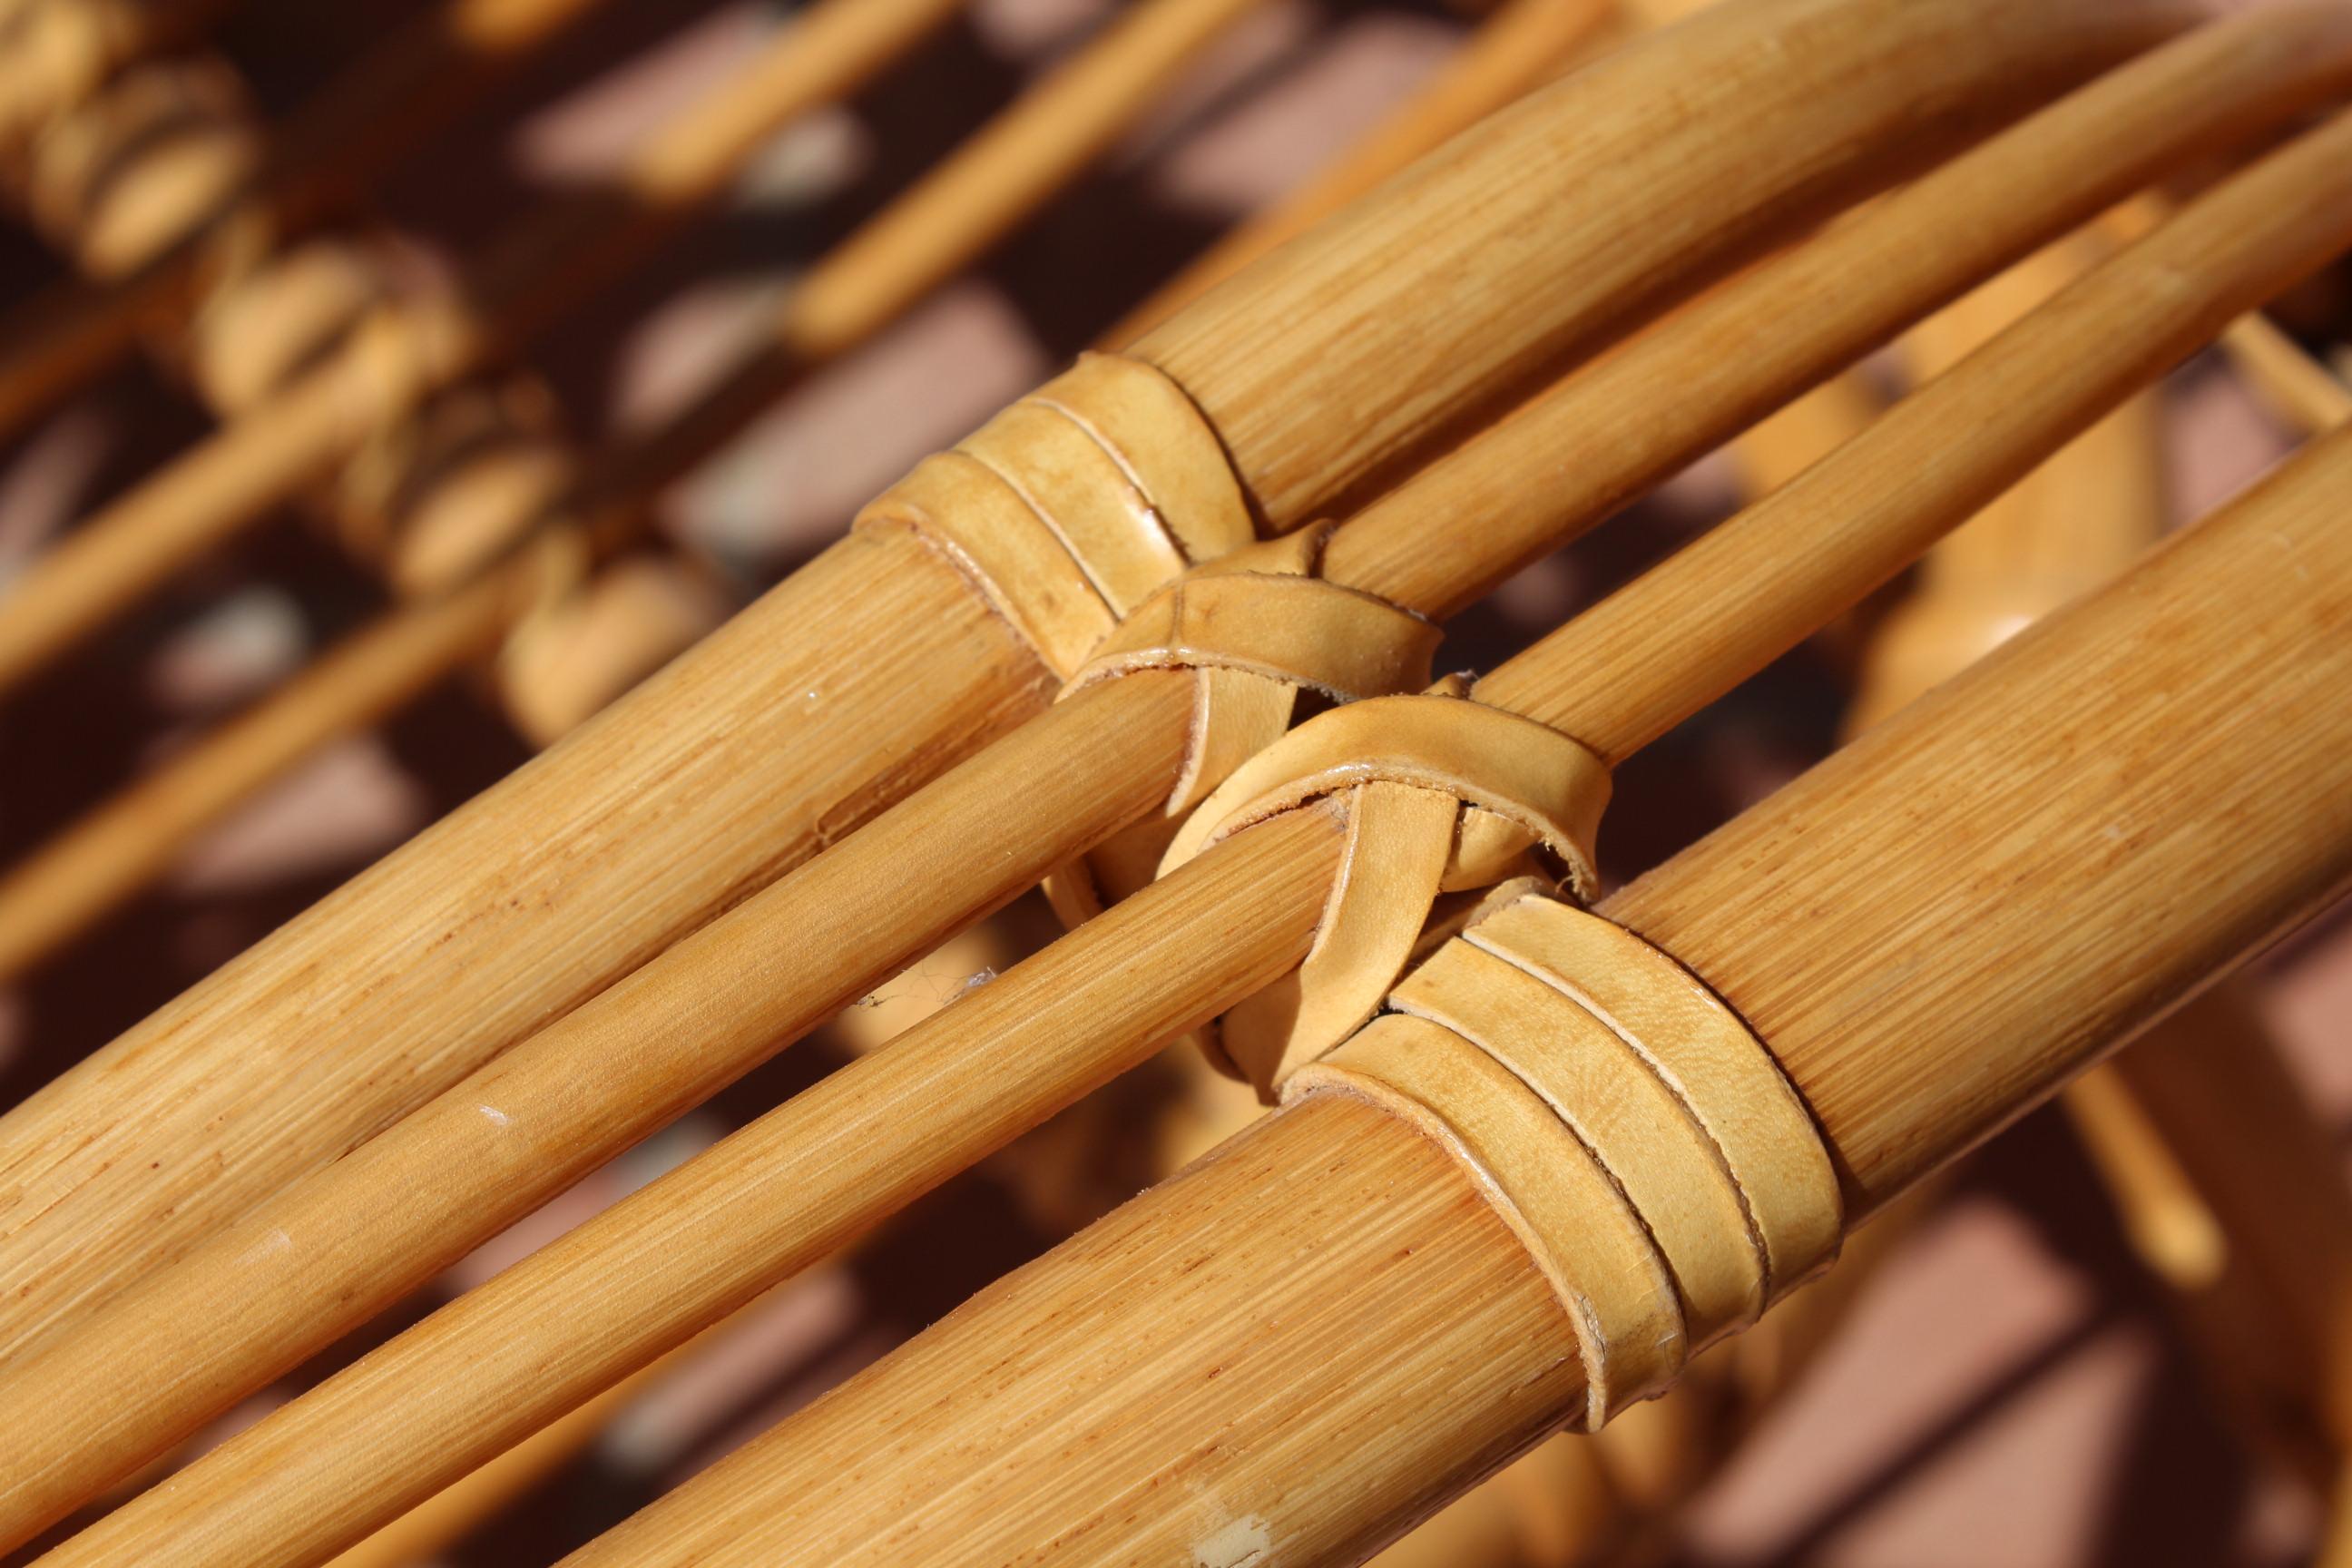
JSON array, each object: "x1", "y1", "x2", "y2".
[
  {"x1": 857, "y1": 350, "x2": 1255, "y2": 677},
  {"x1": 1292, "y1": 1012, "x2": 1684, "y2": 1429},
  {"x1": 1045, "y1": 523, "x2": 1440, "y2": 924},
  {"x1": 1161, "y1": 685, "x2": 1612, "y2": 1095},
  {"x1": 1289, "y1": 891, "x2": 1842, "y2": 1429},
  {"x1": 1460, "y1": 894, "x2": 1845, "y2": 1300}
]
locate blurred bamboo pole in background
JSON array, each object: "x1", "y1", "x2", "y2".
[
  {"x1": 0, "y1": 0, "x2": 635, "y2": 438},
  {"x1": 0, "y1": 0, "x2": 964, "y2": 698}
]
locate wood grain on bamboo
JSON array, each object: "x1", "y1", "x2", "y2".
[
  {"x1": 1101, "y1": 0, "x2": 1614, "y2": 348},
  {"x1": 27, "y1": 68, "x2": 2351, "y2": 1566},
  {"x1": 554, "y1": 402, "x2": 2352, "y2": 1568},
  {"x1": 0, "y1": 0, "x2": 2097, "y2": 1381},
  {"x1": 1856, "y1": 238, "x2": 2352, "y2": 1473}
]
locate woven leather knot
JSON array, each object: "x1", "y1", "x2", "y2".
[
  {"x1": 334, "y1": 373, "x2": 573, "y2": 597},
  {"x1": 1044, "y1": 524, "x2": 1442, "y2": 923},
  {"x1": 22, "y1": 57, "x2": 260, "y2": 279},
  {"x1": 1161, "y1": 684, "x2": 1612, "y2": 1097},
  {"x1": 854, "y1": 350, "x2": 1253, "y2": 677},
  {"x1": 0, "y1": 0, "x2": 138, "y2": 150},
  {"x1": 188, "y1": 237, "x2": 398, "y2": 413},
  {"x1": 1289, "y1": 893, "x2": 1842, "y2": 1429}
]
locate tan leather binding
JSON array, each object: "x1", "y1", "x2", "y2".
[
  {"x1": 1291, "y1": 893, "x2": 1841, "y2": 1429},
  {"x1": 1295, "y1": 1011, "x2": 1685, "y2": 1429},
  {"x1": 856, "y1": 350, "x2": 1255, "y2": 677},
  {"x1": 1044, "y1": 523, "x2": 1442, "y2": 923},
  {"x1": 1163, "y1": 685, "x2": 1612, "y2": 1095}
]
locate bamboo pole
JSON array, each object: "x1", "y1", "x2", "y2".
[
  {"x1": 1100, "y1": 0, "x2": 1615, "y2": 348},
  {"x1": 29, "y1": 74, "x2": 2352, "y2": 1568},
  {"x1": 1873, "y1": 253, "x2": 2352, "y2": 1472},
  {"x1": 1836, "y1": 232, "x2": 2352, "y2": 1477},
  {"x1": 546, "y1": 391, "x2": 2352, "y2": 1568},
  {"x1": 316, "y1": 1266, "x2": 840, "y2": 1568},
  {"x1": 0, "y1": 0, "x2": 2115, "y2": 1370},
  {"x1": 0, "y1": 0, "x2": 632, "y2": 440},
  {"x1": 1126, "y1": 0, "x2": 2191, "y2": 527},
  {"x1": 0, "y1": 0, "x2": 963, "y2": 697}
]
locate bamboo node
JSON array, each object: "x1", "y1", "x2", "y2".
[
  {"x1": 1289, "y1": 893, "x2": 1842, "y2": 1429},
  {"x1": 853, "y1": 350, "x2": 1253, "y2": 676},
  {"x1": 1162, "y1": 684, "x2": 1612, "y2": 1097},
  {"x1": 1043, "y1": 522, "x2": 1442, "y2": 925}
]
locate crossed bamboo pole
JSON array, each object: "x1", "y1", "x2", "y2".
[
  {"x1": 21, "y1": 54, "x2": 2352, "y2": 1565},
  {"x1": 0, "y1": 0, "x2": 633, "y2": 441},
  {"x1": 0, "y1": 0, "x2": 2285, "y2": 1515},
  {"x1": 562, "y1": 409, "x2": 2352, "y2": 1566},
  {"x1": 228, "y1": 14, "x2": 1642, "y2": 1555},
  {"x1": 0, "y1": 0, "x2": 2112, "y2": 1378},
  {"x1": 9, "y1": 9, "x2": 2333, "y2": 1561}
]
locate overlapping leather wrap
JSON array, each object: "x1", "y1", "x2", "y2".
[
  {"x1": 854, "y1": 350, "x2": 1258, "y2": 678},
  {"x1": 1162, "y1": 681, "x2": 1612, "y2": 1096},
  {"x1": 1044, "y1": 522, "x2": 1442, "y2": 923},
  {"x1": 1291, "y1": 892, "x2": 1843, "y2": 1429}
]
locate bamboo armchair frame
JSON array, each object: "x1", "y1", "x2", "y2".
[
  {"x1": 2, "y1": 0, "x2": 2350, "y2": 1562},
  {"x1": 0, "y1": 0, "x2": 2156, "y2": 1385},
  {"x1": 17, "y1": 24, "x2": 2352, "y2": 1559}
]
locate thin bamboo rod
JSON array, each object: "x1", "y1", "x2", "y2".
[
  {"x1": 317, "y1": 1271, "x2": 828, "y2": 1568},
  {"x1": 0, "y1": 0, "x2": 2106, "y2": 1366},
  {"x1": 1100, "y1": 0, "x2": 1614, "y2": 348},
  {"x1": 1129, "y1": 0, "x2": 2191, "y2": 525},
  {"x1": 33, "y1": 74, "x2": 2349, "y2": 1567},
  {"x1": 1466, "y1": 108, "x2": 2352, "y2": 760},
  {"x1": 0, "y1": 0, "x2": 960, "y2": 697},
  {"x1": 2106, "y1": 194, "x2": 2352, "y2": 438},
  {"x1": 0, "y1": 0, "x2": 625, "y2": 439},
  {"x1": 2221, "y1": 310, "x2": 2352, "y2": 433},
  {"x1": 0, "y1": 0, "x2": 1276, "y2": 975},
  {"x1": 547, "y1": 396, "x2": 2352, "y2": 1568}
]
